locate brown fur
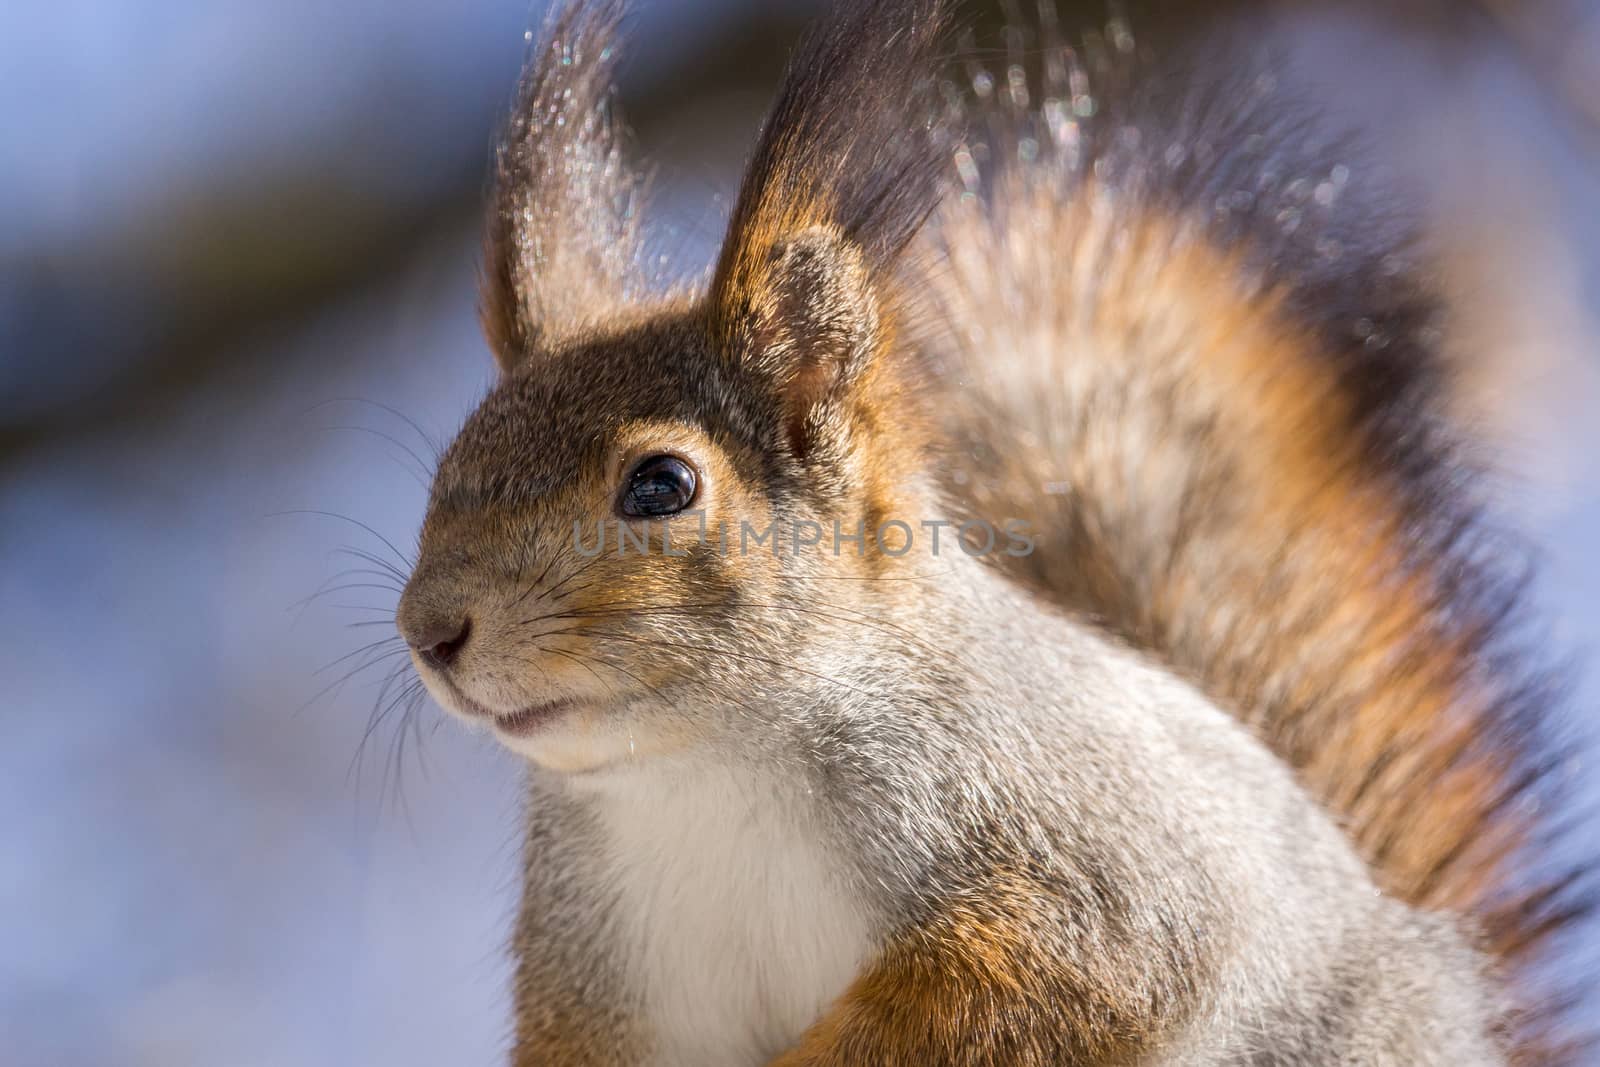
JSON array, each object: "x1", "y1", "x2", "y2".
[
  {"x1": 935, "y1": 198, "x2": 1513, "y2": 904},
  {"x1": 926, "y1": 163, "x2": 1582, "y2": 1061},
  {"x1": 443, "y1": 1, "x2": 1590, "y2": 1062},
  {"x1": 771, "y1": 870, "x2": 1200, "y2": 1067}
]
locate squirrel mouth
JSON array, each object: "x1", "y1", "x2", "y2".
[{"x1": 493, "y1": 698, "x2": 581, "y2": 737}]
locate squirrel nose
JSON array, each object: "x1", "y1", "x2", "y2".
[{"x1": 404, "y1": 615, "x2": 471, "y2": 670}]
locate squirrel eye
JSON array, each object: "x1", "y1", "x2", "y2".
[{"x1": 619, "y1": 454, "x2": 699, "y2": 518}]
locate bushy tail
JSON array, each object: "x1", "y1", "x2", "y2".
[{"x1": 914, "y1": 15, "x2": 1590, "y2": 1063}]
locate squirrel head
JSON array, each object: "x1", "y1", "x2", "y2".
[{"x1": 398, "y1": 0, "x2": 950, "y2": 773}]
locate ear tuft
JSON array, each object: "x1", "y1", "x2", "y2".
[{"x1": 482, "y1": 0, "x2": 644, "y2": 371}]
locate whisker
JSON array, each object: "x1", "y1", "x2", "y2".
[
  {"x1": 351, "y1": 659, "x2": 420, "y2": 790},
  {"x1": 270, "y1": 509, "x2": 417, "y2": 572},
  {"x1": 770, "y1": 571, "x2": 941, "y2": 583},
  {"x1": 333, "y1": 546, "x2": 412, "y2": 585},
  {"x1": 523, "y1": 599, "x2": 959, "y2": 667},
  {"x1": 518, "y1": 622, "x2": 596, "y2": 642},
  {"x1": 567, "y1": 652, "x2": 668, "y2": 705},
  {"x1": 497, "y1": 647, "x2": 559, "y2": 691},
  {"x1": 542, "y1": 555, "x2": 608, "y2": 601},
  {"x1": 578, "y1": 629, "x2": 885, "y2": 702},
  {"x1": 543, "y1": 646, "x2": 622, "y2": 701},
  {"x1": 323, "y1": 397, "x2": 444, "y2": 462},
  {"x1": 320, "y1": 423, "x2": 434, "y2": 489},
  {"x1": 321, "y1": 566, "x2": 409, "y2": 586},
  {"x1": 551, "y1": 578, "x2": 602, "y2": 602},
  {"x1": 510, "y1": 552, "x2": 564, "y2": 610},
  {"x1": 291, "y1": 566, "x2": 401, "y2": 627},
  {"x1": 316, "y1": 634, "x2": 407, "y2": 675},
  {"x1": 295, "y1": 644, "x2": 411, "y2": 717},
  {"x1": 291, "y1": 582, "x2": 407, "y2": 612},
  {"x1": 390, "y1": 678, "x2": 434, "y2": 814}
]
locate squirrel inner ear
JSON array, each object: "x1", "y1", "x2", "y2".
[{"x1": 745, "y1": 228, "x2": 881, "y2": 458}]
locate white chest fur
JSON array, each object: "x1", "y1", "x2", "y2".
[{"x1": 586, "y1": 760, "x2": 873, "y2": 1066}]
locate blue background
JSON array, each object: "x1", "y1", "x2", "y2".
[{"x1": 2, "y1": 2, "x2": 1597, "y2": 1062}]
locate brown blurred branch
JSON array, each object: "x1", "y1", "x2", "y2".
[
  {"x1": 4, "y1": 0, "x2": 1593, "y2": 472},
  {"x1": 0, "y1": 7, "x2": 808, "y2": 470}
]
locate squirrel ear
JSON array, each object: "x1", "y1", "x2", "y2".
[
  {"x1": 705, "y1": 0, "x2": 948, "y2": 455},
  {"x1": 737, "y1": 228, "x2": 881, "y2": 459},
  {"x1": 482, "y1": 0, "x2": 644, "y2": 371}
]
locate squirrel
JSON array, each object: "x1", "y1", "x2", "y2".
[{"x1": 393, "y1": 0, "x2": 1590, "y2": 1063}]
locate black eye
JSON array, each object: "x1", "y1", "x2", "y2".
[{"x1": 619, "y1": 454, "x2": 698, "y2": 517}]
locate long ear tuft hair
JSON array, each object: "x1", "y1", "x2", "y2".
[
  {"x1": 482, "y1": 0, "x2": 645, "y2": 368},
  {"x1": 711, "y1": 0, "x2": 952, "y2": 337}
]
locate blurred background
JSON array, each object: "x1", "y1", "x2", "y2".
[{"x1": 2, "y1": 1, "x2": 1598, "y2": 1063}]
